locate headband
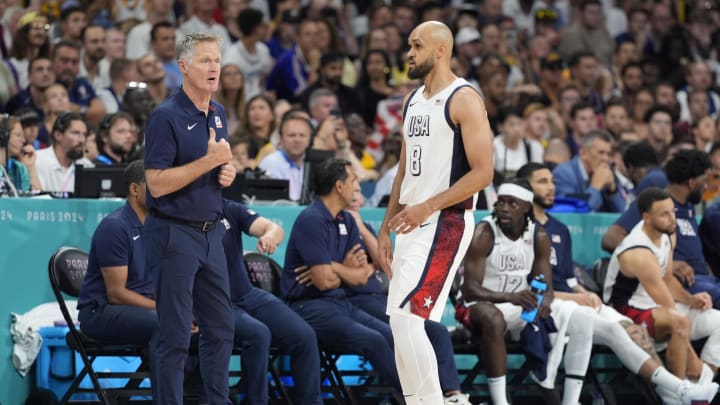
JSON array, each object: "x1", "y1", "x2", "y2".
[{"x1": 497, "y1": 183, "x2": 534, "y2": 203}]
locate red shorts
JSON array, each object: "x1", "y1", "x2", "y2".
[
  {"x1": 614, "y1": 304, "x2": 656, "y2": 337},
  {"x1": 455, "y1": 301, "x2": 473, "y2": 330}
]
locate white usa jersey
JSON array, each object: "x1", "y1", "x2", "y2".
[
  {"x1": 603, "y1": 220, "x2": 672, "y2": 310},
  {"x1": 400, "y1": 78, "x2": 478, "y2": 209},
  {"x1": 482, "y1": 216, "x2": 536, "y2": 293}
]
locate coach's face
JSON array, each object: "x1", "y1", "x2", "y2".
[
  {"x1": 338, "y1": 166, "x2": 358, "y2": 208},
  {"x1": 181, "y1": 41, "x2": 221, "y2": 94},
  {"x1": 529, "y1": 168, "x2": 555, "y2": 209}
]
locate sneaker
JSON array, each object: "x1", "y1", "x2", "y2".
[
  {"x1": 444, "y1": 392, "x2": 473, "y2": 405},
  {"x1": 679, "y1": 381, "x2": 719, "y2": 405}
]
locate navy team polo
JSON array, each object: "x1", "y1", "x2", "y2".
[
  {"x1": 144, "y1": 88, "x2": 229, "y2": 222},
  {"x1": 282, "y1": 199, "x2": 362, "y2": 300},
  {"x1": 78, "y1": 203, "x2": 153, "y2": 309}
]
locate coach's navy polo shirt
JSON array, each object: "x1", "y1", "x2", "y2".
[
  {"x1": 78, "y1": 203, "x2": 153, "y2": 309},
  {"x1": 282, "y1": 199, "x2": 362, "y2": 300},
  {"x1": 69, "y1": 78, "x2": 98, "y2": 107},
  {"x1": 541, "y1": 215, "x2": 575, "y2": 293},
  {"x1": 144, "y1": 88, "x2": 228, "y2": 222},
  {"x1": 222, "y1": 199, "x2": 260, "y2": 301},
  {"x1": 345, "y1": 221, "x2": 382, "y2": 296},
  {"x1": 616, "y1": 199, "x2": 707, "y2": 276}
]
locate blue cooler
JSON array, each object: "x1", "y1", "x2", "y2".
[{"x1": 35, "y1": 326, "x2": 148, "y2": 400}]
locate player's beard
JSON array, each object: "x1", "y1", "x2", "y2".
[
  {"x1": 408, "y1": 58, "x2": 434, "y2": 80},
  {"x1": 688, "y1": 186, "x2": 703, "y2": 205},
  {"x1": 534, "y1": 195, "x2": 553, "y2": 209}
]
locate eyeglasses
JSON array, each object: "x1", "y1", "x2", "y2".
[{"x1": 128, "y1": 81, "x2": 148, "y2": 89}]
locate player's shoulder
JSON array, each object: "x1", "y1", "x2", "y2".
[
  {"x1": 472, "y1": 220, "x2": 495, "y2": 241},
  {"x1": 447, "y1": 82, "x2": 485, "y2": 119}
]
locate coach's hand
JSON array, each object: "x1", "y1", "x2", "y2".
[
  {"x1": 218, "y1": 163, "x2": 236, "y2": 187},
  {"x1": 207, "y1": 127, "x2": 232, "y2": 166},
  {"x1": 343, "y1": 244, "x2": 368, "y2": 268},
  {"x1": 295, "y1": 265, "x2": 312, "y2": 286},
  {"x1": 377, "y1": 232, "x2": 394, "y2": 278},
  {"x1": 388, "y1": 202, "x2": 433, "y2": 234}
]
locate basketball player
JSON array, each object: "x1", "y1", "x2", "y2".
[
  {"x1": 604, "y1": 187, "x2": 720, "y2": 386},
  {"x1": 376, "y1": 20, "x2": 494, "y2": 403},
  {"x1": 518, "y1": 162, "x2": 719, "y2": 404},
  {"x1": 458, "y1": 179, "x2": 594, "y2": 405}
]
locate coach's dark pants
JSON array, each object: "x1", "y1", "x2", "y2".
[
  {"x1": 144, "y1": 216, "x2": 234, "y2": 405},
  {"x1": 290, "y1": 297, "x2": 401, "y2": 390},
  {"x1": 233, "y1": 288, "x2": 322, "y2": 405},
  {"x1": 79, "y1": 303, "x2": 159, "y2": 400},
  {"x1": 348, "y1": 293, "x2": 462, "y2": 393}
]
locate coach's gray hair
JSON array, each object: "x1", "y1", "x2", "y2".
[{"x1": 176, "y1": 32, "x2": 222, "y2": 63}]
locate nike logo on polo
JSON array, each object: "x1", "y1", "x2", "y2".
[
  {"x1": 409, "y1": 101, "x2": 419, "y2": 107},
  {"x1": 419, "y1": 222, "x2": 431, "y2": 228},
  {"x1": 133, "y1": 235, "x2": 140, "y2": 240},
  {"x1": 187, "y1": 123, "x2": 198, "y2": 130}
]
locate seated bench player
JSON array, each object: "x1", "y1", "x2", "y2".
[
  {"x1": 518, "y1": 162, "x2": 719, "y2": 404},
  {"x1": 604, "y1": 187, "x2": 720, "y2": 387},
  {"x1": 457, "y1": 179, "x2": 595, "y2": 405}
]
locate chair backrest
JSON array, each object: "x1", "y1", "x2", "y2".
[
  {"x1": 48, "y1": 246, "x2": 89, "y2": 330},
  {"x1": 573, "y1": 262, "x2": 602, "y2": 296},
  {"x1": 244, "y1": 252, "x2": 283, "y2": 296},
  {"x1": 591, "y1": 257, "x2": 611, "y2": 295}
]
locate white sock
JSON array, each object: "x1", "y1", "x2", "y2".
[
  {"x1": 487, "y1": 376, "x2": 509, "y2": 405},
  {"x1": 562, "y1": 376, "x2": 584, "y2": 405},
  {"x1": 650, "y1": 367, "x2": 683, "y2": 394}
]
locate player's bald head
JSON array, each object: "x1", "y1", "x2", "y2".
[{"x1": 410, "y1": 21, "x2": 453, "y2": 56}]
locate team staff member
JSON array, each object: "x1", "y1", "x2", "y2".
[
  {"x1": 377, "y1": 20, "x2": 494, "y2": 404},
  {"x1": 143, "y1": 32, "x2": 236, "y2": 404},
  {"x1": 222, "y1": 199, "x2": 323, "y2": 404},
  {"x1": 282, "y1": 158, "x2": 401, "y2": 391},
  {"x1": 77, "y1": 160, "x2": 159, "y2": 398}
]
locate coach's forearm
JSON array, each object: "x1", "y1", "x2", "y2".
[{"x1": 146, "y1": 157, "x2": 220, "y2": 198}]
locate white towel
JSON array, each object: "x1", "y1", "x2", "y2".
[{"x1": 10, "y1": 301, "x2": 78, "y2": 377}]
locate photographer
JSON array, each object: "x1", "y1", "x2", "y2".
[{"x1": 0, "y1": 115, "x2": 41, "y2": 193}]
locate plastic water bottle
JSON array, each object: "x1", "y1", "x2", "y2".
[{"x1": 521, "y1": 274, "x2": 547, "y2": 322}]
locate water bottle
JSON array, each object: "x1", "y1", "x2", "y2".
[{"x1": 521, "y1": 274, "x2": 547, "y2": 322}]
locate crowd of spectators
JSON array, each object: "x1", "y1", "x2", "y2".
[{"x1": 2, "y1": 0, "x2": 720, "y2": 213}]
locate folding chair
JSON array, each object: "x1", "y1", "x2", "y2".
[
  {"x1": 48, "y1": 246, "x2": 151, "y2": 405},
  {"x1": 244, "y1": 252, "x2": 367, "y2": 404},
  {"x1": 242, "y1": 252, "x2": 295, "y2": 404}
]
